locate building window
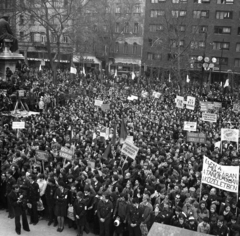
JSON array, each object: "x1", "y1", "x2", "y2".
[
  {"x1": 216, "y1": 11, "x2": 233, "y2": 19},
  {"x1": 147, "y1": 53, "x2": 153, "y2": 60},
  {"x1": 149, "y1": 24, "x2": 163, "y2": 32},
  {"x1": 150, "y1": 10, "x2": 165, "y2": 17},
  {"x1": 199, "y1": 26, "x2": 208, "y2": 33},
  {"x1": 20, "y1": 32, "x2": 24, "y2": 40},
  {"x1": 133, "y1": 43, "x2": 137, "y2": 54},
  {"x1": 179, "y1": 25, "x2": 186, "y2": 32},
  {"x1": 115, "y1": 42, "x2": 119, "y2": 53},
  {"x1": 149, "y1": 38, "x2": 153, "y2": 47},
  {"x1": 172, "y1": 10, "x2": 186, "y2": 17},
  {"x1": 124, "y1": 43, "x2": 128, "y2": 54},
  {"x1": 123, "y1": 23, "x2": 129, "y2": 33},
  {"x1": 214, "y1": 26, "x2": 231, "y2": 34},
  {"x1": 213, "y1": 42, "x2": 230, "y2": 50},
  {"x1": 151, "y1": 0, "x2": 166, "y2": 2},
  {"x1": 215, "y1": 57, "x2": 228, "y2": 65},
  {"x1": 217, "y1": 0, "x2": 234, "y2": 4},
  {"x1": 134, "y1": 4, "x2": 141, "y2": 14},
  {"x1": 20, "y1": 14, "x2": 24, "y2": 25},
  {"x1": 173, "y1": 0, "x2": 188, "y2": 3},
  {"x1": 234, "y1": 58, "x2": 240, "y2": 67},
  {"x1": 190, "y1": 41, "x2": 199, "y2": 49},
  {"x1": 133, "y1": 23, "x2": 139, "y2": 34},
  {"x1": 63, "y1": 35, "x2": 68, "y2": 43},
  {"x1": 115, "y1": 23, "x2": 120, "y2": 33},
  {"x1": 199, "y1": 41, "x2": 205, "y2": 48},
  {"x1": 236, "y1": 43, "x2": 240, "y2": 52},
  {"x1": 193, "y1": 10, "x2": 209, "y2": 18}
]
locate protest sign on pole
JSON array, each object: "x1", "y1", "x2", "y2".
[
  {"x1": 183, "y1": 122, "x2": 197, "y2": 132},
  {"x1": 175, "y1": 96, "x2": 184, "y2": 109},
  {"x1": 152, "y1": 91, "x2": 161, "y2": 98},
  {"x1": 186, "y1": 96, "x2": 196, "y2": 110},
  {"x1": 221, "y1": 128, "x2": 239, "y2": 151},
  {"x1": 214, "y1": 102, "x2": 222, "y2": 109},
  {"x1": 202, "y1": 156, "x2": 239, "y2": 193},
  {"x1": 59, "y1": 147, "x2": 74, "y2": 160},
  {"x1": 94, "y1": 100, "x2": 103, "y2": 107},
  {"x1": 12, "y1": 122, "x2": 25, "y2": 129},
  {"x1": 200, "y1": 102, "x2": 208, "y2": 112},
  {"x1": 125, "y1": 136, "x2": 134, "y2": 143},
  {"x1": 121, "y1": 141, "x2": 139, "y2": 159},
  {"x1": 187, "y1": 132, "x2": 206, "y2": 143},
  {"x1": 36, "y1": 150, "x2": 49, "y2": 162},
  {"x1": 233, "y1": 103, "x2": 240, "y2": 113},
  {"x1": 202, "y1": 113, "x2": 217, "y2": 123},
  {"x1": 70, "y1": 67, "x2": 77, "y2": 74}
]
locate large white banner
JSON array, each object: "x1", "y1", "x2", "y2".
[
  {"x1": 202, "y1": 156, "x2": 239, "y2": 193},
  {"x1": 183, "y1": 122, "x2": 197, "y2": 132},
  {"x1": 186, "y1": 96, "x2": 196, "y2": 110},
  {"x1": 221, "y1": 129, "x2": 239, "y2": 142}
]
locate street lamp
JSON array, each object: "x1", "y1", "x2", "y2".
[{"x1": 197, "y1": 56, "x2": 217, "y2": 87}]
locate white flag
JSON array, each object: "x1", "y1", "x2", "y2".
[
  {"x1": 168, "y1": 73, "x2": 171, "y2": 82},
  {"x1": 114, "y1": 69, "x2": 118, "y2": 78},
  {"x1": 82, "y1": 66, "x2": 86, "y2": 76},
  {"x1": 224, "y1": 79, "x2": 229, "y2": 88},
  {"x1": 70, "y1": 67, "x2": 77, "y2": 74},
  {"x1": 186, "y1": 74, "x2": 190, "y2": 83},
  {"x1": 39, "y1": 64, "x2": 42, "y2": 71},
  {"x1": 131, "y1": 71, "x2": 135, "y2": 80},
  {"x1": 220, "y1": 82, "x2": 222, "y2": 87}
]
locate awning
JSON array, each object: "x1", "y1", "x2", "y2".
[
  {"x1": 73, "y1": 55, "x2": 101, "y2": 64},
  {"x1": 114, "y1": 58, "x2": 141, "y2": 65}
]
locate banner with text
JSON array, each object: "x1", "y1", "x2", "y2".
[
  {"x1": 183, "y1": 122, "x2": 197, "y2": 132},
  {"x1": 202, "y1": 113, "x2": 217, "y2": 123},
  {"x1": 59, "y1": 147, "x2": 74, "y2": 160},
  {"x1": 121, "y1": 141, "x2": 139, "y2": 159},
  {"x1": 202, "y1": 155, "x2": 239, "y2": 193},
  {"x1": 175, "y1": 96, "x2": 184, "y2": 109},
  {"x1": 187, "y1": 132, "x2": 206, "y2": 143}
]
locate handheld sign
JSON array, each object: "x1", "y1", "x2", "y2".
[
  {"x1": 175, "y1": 96, "x2": 184, "y2": 109},
  {"x1": 183, "y1": 122, "x2": 197, "y2": 132},
  {"x1": 202, "y1": 113, "x2": 217, "y2": 123},
  {"x1": 187, "y1": 132, "x2": 206, "y2": 143},
  {"x1": 59, "y1": 147, "x2": 74, "y2": 160},
  {"x1": 94, "y1": 100, "x2": 103, "y2": 107},
  {"x1": 186, "y1": 96, "x2": 195, "y2": 110},
  {"x1": 36, "y1": 150, "x2": 49, "y2": 162},
  {"x1": 12, "y1": 122, "x2": 25, "y2": 129},
  {"x1": 121, "y1": 141, "x2": 139, "y2": 159}
]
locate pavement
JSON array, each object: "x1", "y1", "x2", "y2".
[{"x1": 0, "y1": 210, "x2": 96, "y2": 236}]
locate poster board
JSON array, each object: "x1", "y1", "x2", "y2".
[
  {"x1": 187, "y1": 132, "x2": 206, "y2": 143},
  {"x1": 186, "y1": 96, "x2": 196, "y2": 110},
  {"x1": 12, "y1": 122, "x2": 25, "y2": 129},
  {"x1": 175, "y1": 96, "x2": 184, "y2": 109},
  {"x1": 94, "y1": 100, "x2": 103, "y2": 107},
  {"x1": 59, "y1": 147, "x2": 74, "y2": 160},
  {"x1": 202, "y1": 113, "x2": 217, "y2": 123},
  {"x1": 36, "y1": 150, "x2": 49, "y2": 162},
  {"x1": 121, "y1": 141, "x2": 139, "y2": 159},
  {"x1": 183, "y1": 122, "x2": 197, "y2": 132}
]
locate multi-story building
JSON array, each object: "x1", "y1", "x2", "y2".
[{"x1": 142, "y1": 0, "x2": 240, "y2": 81}]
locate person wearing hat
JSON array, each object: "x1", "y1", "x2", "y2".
[
  {"x1": 9, "y1": 184, "x2": 30, "y2": 235},
  {"x1": 97, "y1": 191, "x2": 113, "y2": 236},
  {"x1": 54, "y1": 180, "x2": 68, "y2": 232},
  {"x1": 73, "y1": 191, "x2": 86, "y2": 236},
  {"x1": 228, "y1": 215, "x2": 240, "y2": 236},
  {"x1": 197, "y1": 216, "x2": 210, "y2": 234},
  {"x1": 187, "y1": 216, "x2": 197, "y2": 231}
]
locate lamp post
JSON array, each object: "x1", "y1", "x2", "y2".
[{"x1": 197, "y1": 56, "x2": 217, "y2": 92}]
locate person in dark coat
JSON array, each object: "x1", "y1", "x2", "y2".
[
  {"x1": 9, "y1": 184, "x2": 30, "y2": 235},
  {"x1": 97, "y1": 191, "x2": 113, "y2": 236},
  {"x1": 0, "y1": 17, "x2": 18, "y2": 52},
  {"x1": 45, "y1": 178, "x2": 57, "y2": 226},
  {"x1": 28, "y1": 174, "x2": 40, "y2": 225},
  {"x1": 54, "y1": 180, "x2": 68, "y2": 232},
  {"x1": 73, "y1": 191, "x2": 86, "y2": 236},
  {"x1": 6, "y1": 169, "x2": 16, "y2": 218}
]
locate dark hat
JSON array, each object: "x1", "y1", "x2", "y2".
[
  {"x1": 48, "y1": 178, "x2": 55, "y2": 185},
  {"x1": 132, "y1": 198, "x2": 139, "y2": 204},
  {"x1": 203, "y1": 217, "x2": 209, "y2": 223},
  {"x1": 218, "y1": 216, "x2": 224, "y2": 222},
  {"x1": 77, "y1": 191, "x2": 84, "y2": 198}
]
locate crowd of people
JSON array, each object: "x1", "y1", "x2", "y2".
[{"x1": 0, "y1": 65, "x2": 240, "y2": 236}]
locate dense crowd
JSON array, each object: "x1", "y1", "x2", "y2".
[{"x1": 0, "y1": 65, "x2": 240, "y2": 236}]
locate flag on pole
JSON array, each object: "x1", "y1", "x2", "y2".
[
  {"x1": 131, "y1": 71, "x2": 135, "y2": 80},
  {"x1": 39, "y1": 64, "x2": 42, "y2": 71},
  {"x1": 224, "y1": 79, "x2": 229, "y2": 88},
  {"x1": 111, "y1": 122, "x2": 117, "y2": 146},
  {"x1": 120, "y1": 117, "x2": 127, "y2": 144},
  {"x1": 220, "y1": 82, "x2": 222, "y2": 87},
  {"x1": 168, "y1": 73, "x2": 171, "y2": 82},
  {"x1": 82, "y1": 66, "x2": 86, "y2": 76},
  {"x1": 114, "y1": 69, "x2": 118, "y2": 78},
  {"x1": 186, "y1": 74, "x2": 190, "y2": 83},
  {"x1": 102, "y1": 142, "x2": 111, "y2": 159}
]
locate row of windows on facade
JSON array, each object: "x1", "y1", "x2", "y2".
[
  {"x1": 150, "y1": 0, "x2": 234, "y2": 4},
  {"x1": 19, "y1": 32, "x2": 69, "y2": 44},
  {"x1": 148, "y1": 39, "x2": 240, "y2": 51},
  {"x1": 150, "y1": 10, "x2": 236, "y2": 19},
  {"x1": 149, "y1": 25, "x2": 240, "y2": 35},
  {"x1": 147, "y1": 53, "x2": 240, "y2": 68}
]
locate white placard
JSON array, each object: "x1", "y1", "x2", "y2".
[
  {"x1": 202, "y1": 156, "x2": 239, "y2": 193},
  {"x1": 121, "y1": 141, "x2": 139, "y2": 159},
  {"x1": 175, "y1": 96, "x2": 184, "y2": 109},
  {"x1": 126, "y1": 136, "x2": 134, "y2": 143},
  {"x1": 221, "y1": 129, "x2": 239, "y2": 142},
  {"x1": 186, "y1": 96, "x2": 196, "y2": 110},
  {"x1": 94, "y1": 99, "x2": 103, "y2": 107},
  {"x1": 202, "y1": 113, "x2": 217, "y2": 123},
  {"x1": 152, "y1": 91, "x2": 161, "y2": 98},
  {"x1": 12, "y1": 122, "x2": 25, "y2": 129},
  {"x1": 70, "y1": 67, "x2": 77, "y2": 74},
  {"x1": 127, "y1": 95, "x2": 138, "y2": 101},
  {"x1": 183, "y1": 121, "x2": 197, "y2": 132},
  {"x1": 59, "y1": 147, "x2": 74, "y2": 160}
]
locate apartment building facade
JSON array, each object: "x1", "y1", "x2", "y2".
[{"x1": 142, "y1": 0, "x2": 240, "y2": 80}]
